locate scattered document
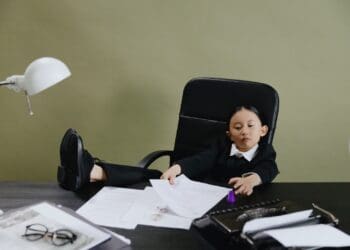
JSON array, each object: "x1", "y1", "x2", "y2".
[
  {"x1": 77, "y1": 175, "x2": 230, "y2": 230},
  {"x1": 123, "y1": 187, "x2": 193, "y2": 229},
  {"x1": 77, "y1": 187, "x2": 142, "y2": 229},
  {"x1": 150, "y1": 175, "x2": 231, "y2": 218},
  {"x1": 0, "y1": 202, "x2": 111, "y2": 250},
  {"x1": 263, "y1": 224, "x2": 350, "y2": 248}
]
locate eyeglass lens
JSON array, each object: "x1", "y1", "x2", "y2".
[
  {"x1": 52, "y1": 229, "x2": 77, "y2": 246},
  {"x1": 23, "y1": 223, "x2": 77, "y2": 246},
  {"x1": 24, "y1": 223, "x2": 48, "y2": 241}
]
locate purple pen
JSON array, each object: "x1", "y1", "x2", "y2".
[{"x1": 226, "y1": 190, "x2": 236, "y2": 204}]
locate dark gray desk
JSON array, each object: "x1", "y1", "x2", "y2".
[{"x1": 1, "y1": 182, "x2": 349, "y2": 249}]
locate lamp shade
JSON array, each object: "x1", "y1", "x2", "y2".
[{"x1": 17, "y1": 57, "x2": 71, "y2": 96}]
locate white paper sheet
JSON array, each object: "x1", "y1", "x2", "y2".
[
  {"x1": 263, "y1": 224, "x2": 350, "y2": 247},
  {"x1": 123, "y1": 187, "x2": 193, "y2": 229},
  {"x1": 150, "y1": 175, "x2": 230, "y2": 218},
  {"x1": 77, "y1": 187, "x2": 142, "y2": 229},
  {"x1": 77, "y1": 176, "x2": 230, "y2": 229},
  {"x1": 242, "y1": 209, "x2": 313, "y2": 234}
]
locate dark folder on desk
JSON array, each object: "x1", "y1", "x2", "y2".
[{"x1": 192, "y1": 199, "x2": 339, "y2": 250}]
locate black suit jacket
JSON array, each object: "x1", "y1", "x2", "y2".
[{"x1": 175, "y1": 137, "x2": 279, "y2": 184}]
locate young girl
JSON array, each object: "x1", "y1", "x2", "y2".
[{"x1": 57, "y1": 106, "x2": 278, "y2": 196}]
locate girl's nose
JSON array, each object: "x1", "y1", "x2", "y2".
[{"x1": 241, "y1": 127, "x2": 248, "y2": 135}]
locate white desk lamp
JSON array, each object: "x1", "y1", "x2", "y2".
[{"x1": 0, "y1": 57, "x2": 71, "y2": 115}]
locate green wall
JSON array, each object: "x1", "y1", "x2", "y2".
[{"x1": 0, "y1": 0, "x2": 349, "y2": 182}]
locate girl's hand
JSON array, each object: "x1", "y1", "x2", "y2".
[
  {"x1": 160, "y1": 164, "x2": 181, "y2": 185},
  {"x1": 228, "y1": 174, "x2": 261, "y2": 196}
]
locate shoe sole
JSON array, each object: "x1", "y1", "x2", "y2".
[
  {"x1": 58, "y1": 128, "x2": 76, "y2": 190},
  {"x1": 60, "y1": 128, "x2": 75, "y2": 169},
  {"x1": 76, "y1": 132, "x2": 84, "y2": 190},
  {"x1": 58, "y1": 128, "x2": 84, "y2": 191}
]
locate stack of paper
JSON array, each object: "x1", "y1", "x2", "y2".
[
  {"x1": 243, "y1": 210, "x2": 350, "y2": 248},
  {"x1": 77, "y1": 175, "x2": 230, "y2": 230}
]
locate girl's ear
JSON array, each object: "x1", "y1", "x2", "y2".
[
  {"x1": 226, "y1": 131, "x2": 234, "y2": 143},
  {"x1": 260, "y1": 125, "x2": 269, "y2": 137}
]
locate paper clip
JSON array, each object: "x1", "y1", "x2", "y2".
[{"x1": 151, "y1": 206, "x2": 168, "y2": 221}]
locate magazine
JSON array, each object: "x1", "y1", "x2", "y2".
[{"x1": 0, "y1": 202, "x2": 111, "y2": 250}]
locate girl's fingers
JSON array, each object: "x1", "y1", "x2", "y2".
[
  {"x1": 246, "y1": 189, "x2": 253, "y2": 196},
  {"x1": 228, "y1": 177, "x2": 240, "y2": 185},
  {"x1": 169, "y1": 176, "x2": 176, "y2": 185}
]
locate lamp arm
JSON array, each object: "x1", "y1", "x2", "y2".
[
  {"x1": 0, "y1": 75, "x2": 23, "y2": 92},
  {"x1": 0, "y1": 81, "x2": 14, "y2": 86}
]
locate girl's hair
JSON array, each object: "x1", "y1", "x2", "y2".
[{"x1": 228, "y1": 105, "x2": 266, "y2": 127}]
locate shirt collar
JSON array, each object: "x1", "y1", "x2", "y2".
[{"x1": 229, "y1": 143, "x2": 259, "y2": 162}]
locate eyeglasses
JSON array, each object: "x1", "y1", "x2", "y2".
[{"x1": 22, "y1": 223, "x2": 77, "y2": 246}]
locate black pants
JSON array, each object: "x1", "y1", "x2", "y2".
[{"x1": 97, "y1": 161, "x2": 162, "y2": 186}]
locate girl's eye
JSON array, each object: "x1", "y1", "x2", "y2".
[
  {"x1": 234, "y1": 126, "x2": 241, "y2": 130},
  {"x1": 248, "y1": 124, "x2": 255, "y2": 128}
]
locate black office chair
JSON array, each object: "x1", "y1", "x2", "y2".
[{"x1": 138, "y1": 77, "x2": 279, "y2": 169}]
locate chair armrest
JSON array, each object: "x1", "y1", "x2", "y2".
[{"x1": 137, "y1": 150, "x2": 173, "y2": 169}]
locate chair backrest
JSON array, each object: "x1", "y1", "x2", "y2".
[{"x1": 171, "y1": 77, "x2": 279, "y2": 163}]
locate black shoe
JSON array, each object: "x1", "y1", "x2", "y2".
[{"x1": 57, "y1": 128, "x2": 94, "y2": 191}]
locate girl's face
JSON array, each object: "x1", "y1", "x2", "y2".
[{"x1": 226, "y1": 108, "x2": 268, "y2": 152}]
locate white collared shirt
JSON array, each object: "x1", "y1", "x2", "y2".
[{"x1": 229, "y1": 143, "x2": 259, "y2": 162}]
